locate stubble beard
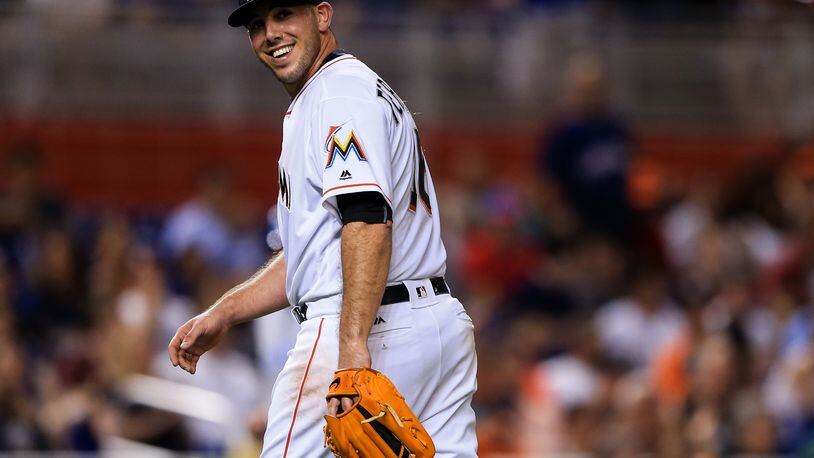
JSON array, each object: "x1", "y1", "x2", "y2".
[{"x1": 265, "y1": 30, "x2": 321, "y2": 87}]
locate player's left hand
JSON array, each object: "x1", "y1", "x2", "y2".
[
  {"x1": 328, "y1": 341, "x2": 371, "y2": 416},
  {"x1": 322, "y1": 368, "x2": 436, "y2": 458}
]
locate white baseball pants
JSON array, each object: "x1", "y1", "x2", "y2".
[{"x1": 260, "y1": 278, "x2": 478, "y2": 457}]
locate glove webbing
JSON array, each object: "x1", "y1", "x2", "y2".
[{"x1": 357, "y1": 405, "x2": 413, "y2": 458}]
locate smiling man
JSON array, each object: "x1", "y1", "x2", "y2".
[
  {"x1": 168, "y1": 1, "x2": 478, "y2": 456},
  {"x1": 238, "y1": 0, "x2": 334, "y2": 96}
]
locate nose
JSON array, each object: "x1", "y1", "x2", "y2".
[{"x1": 263, "y1": 17, "x2": 283, "y2": 44}]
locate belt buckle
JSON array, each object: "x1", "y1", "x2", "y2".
[{"x1": 291, "y1": 305, "x2": 307, "y2": 325}]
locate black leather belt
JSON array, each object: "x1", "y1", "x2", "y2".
[{"x1": 291, "y1": 277, "x2": 449, "y2": 325}]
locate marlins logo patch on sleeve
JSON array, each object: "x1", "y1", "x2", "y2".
[{"x1": 325, "y1": 125, "x2": 368, "y2": 169}]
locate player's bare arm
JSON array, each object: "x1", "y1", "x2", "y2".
[
  {"x1": 328, "y1": 220, "x2": 392, "y2": 414},
  {"x1": 168, "y1": 252, "x2": 289, "y2": 374},
  {"x1": 338, "y1": 221, "x2": 392, "y2": 368}
]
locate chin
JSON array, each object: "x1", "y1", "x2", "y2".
[
  {"x1": 277, "y1": 64, "x2": 308, "y2": 85},
  {"x1": 274, "y1": 70, "x2": 301, "y2": 85}
]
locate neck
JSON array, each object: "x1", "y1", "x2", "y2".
[{"x1": 285, "y1": 33, "x2": 339, "y2": 98}]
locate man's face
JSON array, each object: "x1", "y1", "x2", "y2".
[{"x1": 246, "y1": 4, "x2": 322, "y2": 88}]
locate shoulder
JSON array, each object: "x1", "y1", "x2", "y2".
[{"x1": 314, "y1": 56, "x2": 382, "y2": 104}]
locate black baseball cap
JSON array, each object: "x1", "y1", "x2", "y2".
[{"x1": 228, "y1": 0, "x2": 321, "y2": 27}]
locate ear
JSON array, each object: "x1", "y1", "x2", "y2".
[{"x1": 315, "y1": 2, "x2": 333, "y2": 33}]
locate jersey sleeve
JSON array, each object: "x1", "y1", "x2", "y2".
[{"x1": 318, "y1": 96, "x2": 393, "y2": 212}]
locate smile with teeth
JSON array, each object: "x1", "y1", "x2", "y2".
[{"x1": 272, "y1": 45, "x2": 294, "y2": 58}]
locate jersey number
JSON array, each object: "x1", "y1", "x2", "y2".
[
  {"x1": 409, "y1": 129, "x2": 432, "y2": 215},
  {"x1": 278, "y1": 167, "x2": 291, "y2": 209},
  {"x1": 377, "y1": 78, "x2": 405, "y2": 125}
]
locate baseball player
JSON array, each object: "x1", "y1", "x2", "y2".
[{"x1": 167, "y1": 1, "x2": 478, "y2": 456}]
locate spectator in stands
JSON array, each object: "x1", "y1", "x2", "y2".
[
  {"x1": 539, "y1": 53, "x2": 635, "y2": 246},
  {"x1": 594, "y1": 267, "x2": 686, "y2": 368},
  {"x1": 13, "y1": 226, "x2": 89, "y2": 352},
  {"x1": 0, "y1": 255, "x2": 48, "y2": 450},
  {"x1": 161, "y1": 165, "x2": 266, "y2": 295},
  {"x1": 161, "y1": 166, "x2": 233, "y2": 271},
  {"x1": 683, "y1": 331, "x2": 744, "y2": 454},
  {"x1": 520, "y1": 323, "x2": 605, "y2": 453},
  {"x1": 0, "y1": 145, "x2": 65, "y2": 274},
  {"x1": 765, "y1": 341, "x2": 814, "y2": 454},
  {"x1": 88, "y1": 213, "x2": 134, "y2": 308}
]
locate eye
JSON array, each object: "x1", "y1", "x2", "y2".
[
  {"x1": 274, "y1": 9, "x2": 292, "y2": 21},
  {"x1": 246, "y1": 18, "x2": 264, "y2": 34}
]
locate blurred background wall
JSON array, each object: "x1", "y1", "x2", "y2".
[{"x1": 2, "y1": 0, "x2": 814, "y2": 456}]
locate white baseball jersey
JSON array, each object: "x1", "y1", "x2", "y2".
[{"x1": 276, "y1": 53, "x2": 447, "y2": 306}]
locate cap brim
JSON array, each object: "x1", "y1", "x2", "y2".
[
  {"x1": 228, "y1": 1, "x2": 256, "y2": 27},
  {"x1": 228, "y1": 0, "x2": 322, "y2": 27}
]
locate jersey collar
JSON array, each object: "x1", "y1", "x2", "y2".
[
  {"x1": 321, "y1": 49, "x2": 348, "y2": 66},
  {"x1": 285, "y1": 49, "x2": 356, "y2": 117}
]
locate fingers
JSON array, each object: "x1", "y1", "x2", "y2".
[
  {"x1": 178, "y1": 350, "x2": 200, "y2": 374},
  {"x1": 341, "y1": 396, "x2": 354, "y2": 413},
  {"x1": 168, "y1": 318, "x2": 204, "y2": 374},
  {"x1": 326, "y1": 396, "x2": 358, "y2": 417},
  {"x1": 168, "y1": 335, "x2": 180, "y2": 367},
  {"x1": 179, "y1": 321, "x2": 204, "y2": 353},
  {"x1": 168, "y1": 320, "x2": 193, "y2": 367},
  {"x1": 328, "y1": 398, "x2": 340, "y2": 416}
]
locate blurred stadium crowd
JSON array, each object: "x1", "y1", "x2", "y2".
[
  {"x1": 3, "y1": 1, "x2": 814, "y2": 458},
  {"x1": 1, "y1": 0, "x2": 811, "y2": 23},
  {"x1": 3, "y1": 57, "x2": 814, "y2": 457},
  {"x1": 448, "y1": 57, "x2": 814, "y2": 457}
]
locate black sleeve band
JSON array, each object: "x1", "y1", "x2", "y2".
[{"x1": 336, "y1": 191, "x2": 392, "y2": 225}]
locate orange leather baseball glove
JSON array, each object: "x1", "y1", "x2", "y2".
[{"x1": 323, "y1": 368, "x2": 436, "y2": 458}]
